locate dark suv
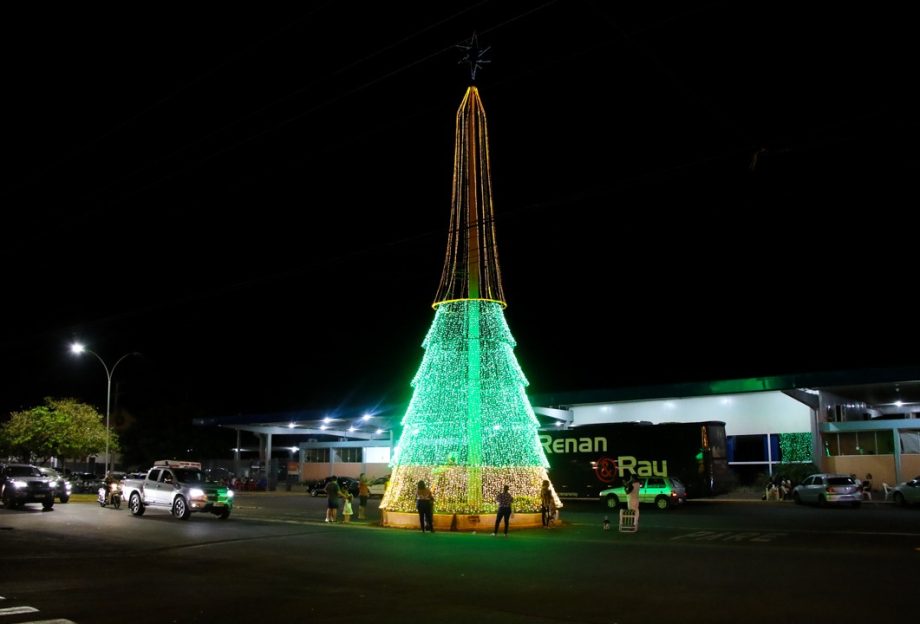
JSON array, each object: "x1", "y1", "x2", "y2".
[
  {"x1": 37, "y1": 467, "x2": 72, "y2": 503},
  {"x1": 309, "y1": 476, "x2": 360, "y2": 497},
  {"x1": 1, "y1": 463, "x2": 55, "y2": 510}
]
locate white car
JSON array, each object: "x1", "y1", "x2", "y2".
[
  {"x1": 598, "y1": 476, "x2": 687, "y2": 510},
  {"x1": 891, "y1": 476, "x2": 920, "y2": 507},
  {"x1": 368, "y1": 476, "x2": 389, "y2": 497}
]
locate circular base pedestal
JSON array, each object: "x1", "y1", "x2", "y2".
[{"x1": 381, "y1": 510, "x2": 542, "y2": 531}]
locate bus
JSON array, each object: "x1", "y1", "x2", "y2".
[{"x1": 541, "y1": 421, "x2": 729, "y2": 499}]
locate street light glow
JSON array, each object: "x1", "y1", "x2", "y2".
[{"x1": 69, "y1": 342, "x2": 139, "y2": 476}]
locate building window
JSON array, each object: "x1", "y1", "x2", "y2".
[
  {"x1": 334, "y1": 448, "x2": 362, "y2": 463},
  {"x1": 856, "y1": 432, "x2": 877, "y2": 455},
  {"x1": 838, "y1": 433, "x2": 858, "y2": 456},
  {"x1": 902, "y1": 431, "x2": 920, "y2": 454},
  {"x1": 877, "y1": 432, "x2": 895, "y2": 455},
  {"x1": 304, "y1": 449, "x2": 330, "y2": 463},
  {"x1": 824, "y1": 434, "x2": 839, "y2": 457}
]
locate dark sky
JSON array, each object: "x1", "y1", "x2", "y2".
[{"x1": 2, "y1": 2, "x2": 917, "y2": 421}]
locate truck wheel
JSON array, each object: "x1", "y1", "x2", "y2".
[
  {"x1": 43, "y1": 495, "x2": 54, "y2": 510},
  {"x1": 129, "y1": 492, "x2": 145, "y2": 516},
  {"x1": 173, "y1": 496, "x2": 191, "y2": 520},
  {"x1": 604, "y1": 494, "x2": 620, "y2": 509},
  {"x1": 655, "y1": 496, "x2": 670, "y2": 510},
  {"x1": 217, "y1": 508, "x2": 231, "y2": 520},
  {"x1": 59, "y1": 495, "x2": 70, "y2": 503}
]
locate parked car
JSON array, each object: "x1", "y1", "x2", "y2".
[
  {"x1": 0, "y1": 463, "x2": 56, "y2": 509},
  {"x1": 310, "y1": 476, "x2": 360, "y2": 497},
  {"x1": 71, "y1": 472, "x2": 103, "y2": 493},
  {"x1": 598, "y1": 476, "x2": 687, "y2": 510},
  {"x1": 792, "y1": 473, "x2": 862, "y2": 507},
  {"x1": 37, "y1": 467, "x2": 72, "y2": 503},
  {"x1": 368, "y1": 476, "x2": 389, "y2": 497},
  {"x1": 891, "y1": 476, "x2": 920, "y2": 507}
]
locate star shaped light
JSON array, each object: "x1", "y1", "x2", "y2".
[{"x1": 457, "y1": 32, "x2": 491, "y2": 81}]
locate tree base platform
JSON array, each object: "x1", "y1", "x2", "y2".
[{"x1": 381, "y1": 510, "x2": 542, "y2": 531}]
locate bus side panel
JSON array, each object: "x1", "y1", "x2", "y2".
[{"x1": 542, "y1": 422, "x2": 728, "y2": 499}]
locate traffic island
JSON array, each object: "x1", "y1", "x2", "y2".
[{"x1": 381, "y1": 510, "x2": 542, "y2": 531}]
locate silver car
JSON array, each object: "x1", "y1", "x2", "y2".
[
  {"x1": 891, "y1": 476, "x2": 920, "y2": 507},
  {"x1": 792, "y1": 473, "x2": 862, "y2": 507}
]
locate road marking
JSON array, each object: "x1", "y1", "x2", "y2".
[
  {"x1": 0, "y1": 603, "x2": 76, "y2": 622},
  {"x1": 0, "y1": 606, "x2": 39, "y2": 615},
  {"x1": 671, "y1": 530, "x2": 788, "y2": 543}
]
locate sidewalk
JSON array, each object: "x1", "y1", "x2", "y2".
[{"x1": 699, "y1": 489, "x2": 893, "y2": 504}]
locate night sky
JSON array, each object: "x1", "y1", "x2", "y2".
[{"x1": 2, "y1": 2, "x2": 917, "y2": 423}]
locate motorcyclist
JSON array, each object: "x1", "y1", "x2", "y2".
[{"x1": 102, "y1": 472, "x2": 116, "y2": 504}]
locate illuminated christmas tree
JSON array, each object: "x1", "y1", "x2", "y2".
[{"x1": 380, "y1": 82, "x2": 561, "y2": 526}]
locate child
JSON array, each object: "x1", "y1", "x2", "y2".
[{"x1": 342, "y1": 492, "x2": 354, "y2": 523}]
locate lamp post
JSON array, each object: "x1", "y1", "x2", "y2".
[{"x1": 70, "y1": 342, "x2": 139, "y2": 475}]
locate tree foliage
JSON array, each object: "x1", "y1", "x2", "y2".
[{"x1": 0, "y1": 397, "x2": 117, "y2": 463}]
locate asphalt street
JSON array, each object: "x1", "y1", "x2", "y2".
[{"x1": 1, "y1": 494, "x2": 918, "y2": 624}]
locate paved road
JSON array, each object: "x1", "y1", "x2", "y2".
[{"x1": 1, "y1": 494, "x2": 917, "y2": 623}]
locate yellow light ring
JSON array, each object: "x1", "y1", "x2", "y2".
[{"x1": 432, "y1": 297, "x2": 507, "y2": 310}]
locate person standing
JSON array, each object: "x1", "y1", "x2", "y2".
[
  {"x1": 416, "y1": 480, "x2": 435, "y2": 532},
  {"x1": 342, "y1": 491, "x2": 354, "y2": 523},
  {"x1": 493, "y1": 484, "x2": 513, "y2": 537},
  {"x1": 625, "y1": 476, "x2": 641, "y2": 530},
  {"x1": 357, "y1": 473, "x2": 370, "y2": 520},
  {"x1": 540, "y1": 480, "x2": 556, "y2": 528},
  {"x1": 324, "y1": 476, "x2": 340, "y2": 523},
  {"x1": 862, "y1": 473, "x2": 874, "y2": 500}
]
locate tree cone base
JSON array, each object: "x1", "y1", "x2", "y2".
[{"x1": 381, "y1": 511, "x2": 542, "y2": 531}]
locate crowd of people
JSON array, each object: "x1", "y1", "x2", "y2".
[
  {"x1": 309, "y1": 475, "x2": 561, "y2": 536},
  {"x1": 763, "y1": 478, "x2": 794, "y2": 501},
  {"x1": 322, "y1": 473, "x2": 374, "y2": 523},
  {"x1": 762, "y1": 473, "x2": 875, "y2": 501}
]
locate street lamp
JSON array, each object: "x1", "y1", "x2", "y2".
[{"x1": 70, "y1": 342, "x2": 139, "y2": 475}]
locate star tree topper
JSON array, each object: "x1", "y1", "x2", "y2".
[{"x1": 457, "y1": 32, "x2": 491, "y2": 81}]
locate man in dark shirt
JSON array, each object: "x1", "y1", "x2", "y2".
[
  {"x1": 492, "y1": 485, "x2": 513, "y2": 537},
  {"x1": 324, "y1": 477, "x2": 340, "y2": 523}
]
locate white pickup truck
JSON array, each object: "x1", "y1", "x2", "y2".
[{"x1": 122, "y1": 460, "x2": 234, "y2": 520}]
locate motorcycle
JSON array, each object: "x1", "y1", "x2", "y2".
[{"x1": 98, "y1": 481, "x2": 122, "y2": 509}]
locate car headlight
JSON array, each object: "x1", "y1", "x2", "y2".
[
  {"x1": 11, "y1": 480, "x2": 28, "y2": 489},
  {"x1": 64, "y1": 482, "x2": 72, "y2": 492},
  {"x1": 189, "y1": 488, "x2": 206, "y2": 499},
  {"x1": 226, "y1": 489, "x2": 234, "y2": 498}
]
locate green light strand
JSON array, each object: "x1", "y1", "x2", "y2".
[
  {"x1": 467, "y1": 299, "x2": 482, "y2": 509},
  {"x1": 779, "y1": 432, "x2": 813, "y2": 463}
]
